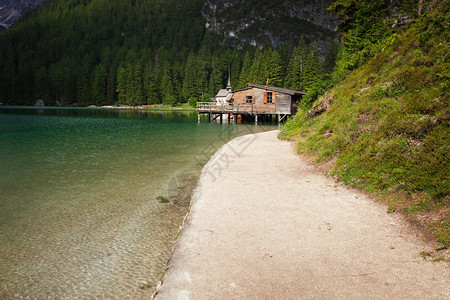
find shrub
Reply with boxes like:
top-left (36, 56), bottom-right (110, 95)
top-left (188, 96), bottom-right (198, 107)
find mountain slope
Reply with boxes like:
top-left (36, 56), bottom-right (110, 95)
top-left (0, 0), bottom-right (44, 29)
top-left (202, 0), bottom-right (337, 50)
top-left (281, 1), bottom-right (449, 250)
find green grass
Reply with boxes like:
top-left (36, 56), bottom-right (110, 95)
top-left (431, 256), bottom-right (449, 262)
top-left (280, 3), bottom-right (449, 250)
top-left (429, 221), bottom-right (450, 250)
top-left (156, 196), bottom-right (170, 203)
top-left (138, 282), bottom-right (152, 289)
top-left (420, 251), bottom-right (450, 262)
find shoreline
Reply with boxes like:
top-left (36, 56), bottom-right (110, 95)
top-left (153, 130), bottom-right (449, 299)
top-left (152, 130), bottom-right (273, 297)
top-left (152, 130), bottom-right (268, 297)
top-left (0, 104), bottom-right (197, 111)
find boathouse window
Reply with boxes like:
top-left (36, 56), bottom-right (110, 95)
top-left (246, 96), bottom-right (253, 103)
top-left (266, 92), bottom-right (273, 103)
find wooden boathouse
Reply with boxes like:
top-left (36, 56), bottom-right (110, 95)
top-left (197, 83), bottom-right (305, 123)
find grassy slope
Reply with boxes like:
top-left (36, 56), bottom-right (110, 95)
top-left (280, 3), bottom-right (449, 250)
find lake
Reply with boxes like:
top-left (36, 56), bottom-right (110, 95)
top-left (0, 107), bottom-right (277, 299)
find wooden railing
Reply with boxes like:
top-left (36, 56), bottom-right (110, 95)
top-left (196, 102), bottom-right (234, 112)
top-left (197, 102), bottom-right (283, 115)
top-left (197, 102), bottom-right (263, 113)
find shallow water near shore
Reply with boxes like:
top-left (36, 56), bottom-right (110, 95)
top-left (0, 107), bottom-right (276, 299)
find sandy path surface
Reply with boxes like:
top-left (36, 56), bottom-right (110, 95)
top-left (155, 130), bottom-right (449, 299)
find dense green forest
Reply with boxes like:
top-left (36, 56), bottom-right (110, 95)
top-left (0, 0), bottom-right (337, 107)
top-left (282, 0), bottom-right (449, 249)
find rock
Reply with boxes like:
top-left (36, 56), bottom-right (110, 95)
top-left (306, 92), bottom-right (333, 118)
top-left (34, 99), bottom-right (45, 106)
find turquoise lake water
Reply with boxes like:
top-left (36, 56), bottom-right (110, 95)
top-left (0, 107), bottom-right (277, 299)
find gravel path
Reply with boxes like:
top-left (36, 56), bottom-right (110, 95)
top-left (155, 130), bottom-right (449, 299)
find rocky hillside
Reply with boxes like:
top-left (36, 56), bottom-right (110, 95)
top-left (2, 0), bottom-right (338, 48)
top-left (202, 0), bottom-right (337, 50)
top-left (0, 0), bottom-right (44, 29)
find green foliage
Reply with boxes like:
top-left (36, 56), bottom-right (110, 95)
top-left (237, 51), bottom-right (253, 89)
top-left (282, 0), bottom-right (449, 244)
top-left (92, 63), bottom-right (107, 106)
top-left (429, 221), bottom-right (450, 250)
top-left (0, 0), bottom-right (207, 105)
top-left (156, 196), bottom-right (170, 204)
top-left (188, 96), bottom-right (198, 107)
top-left (328, 0), bottom-right (423, 76)
top-left (201, 93), bottom-right (212, 103)
top-left (285, 38), bottom-right (307, 91)
top-left (301, 74), bottom-right (335, 108)
top-left (165, 94), bottom-right (179, 107)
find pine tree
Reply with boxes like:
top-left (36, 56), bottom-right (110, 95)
top-left (126, 64), bottom-right (144, 106)
top-left (208, 54), bottom-right (223, 96)
top-left (171, 63), bottom-right (182, 103)
top-left (230, 51), bottom-right (242, 89)
top-left (160, 63), bottom-right (173, 105)
top-left (247, 48), bottom-right (263, 85)
top-left (181, 52), bottom-right (197, 100)
top-left (142, 60), bottom-right (153, 104)
top-left (285, 37), bottom-right (307, 91)
top-left (323, 43), bottom-right (339, 74)
top-left (34, 67), bottom-right (51, 103)
top-left (195, 46), bottom-right (210, 97)
top-left (264, 49), bottom-right (283, 86)
top-left (237, 51), bottom-right (253, 89)
top-left (61, 67), bottom-right (76, 105)
top-left (116, 66), bottom-right (127, 104)
top-left (92, 63), bottom-right (107, 106)
top-left (147, 73), bottom-right (161, 104)
top-left (77, 66), bottom-right (91, 106)
top-left (106, 67), bottom-right (116, 105)
top-left (302, 42), bottom-right (321, 91)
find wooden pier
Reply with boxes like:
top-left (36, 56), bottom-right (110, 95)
top-left (196, 102), bottom-right (288, 124)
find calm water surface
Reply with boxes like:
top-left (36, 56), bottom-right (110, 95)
top-left (0, 107), bottom-right (277, 299)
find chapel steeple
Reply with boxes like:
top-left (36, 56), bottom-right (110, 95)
top-left (226, 65), bottom-right (232, 92)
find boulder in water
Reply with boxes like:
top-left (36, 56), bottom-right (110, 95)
top-left (34, 99), bottom-right (45, 106)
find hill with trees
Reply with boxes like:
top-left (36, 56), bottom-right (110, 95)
top-left (0, 0), bottom-right (337, 107)
top-left (281, 0), bottom-right (449, 252)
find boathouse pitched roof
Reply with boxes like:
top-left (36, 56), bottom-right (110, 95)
top-left (247, 84), bottom-right (306, 96)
